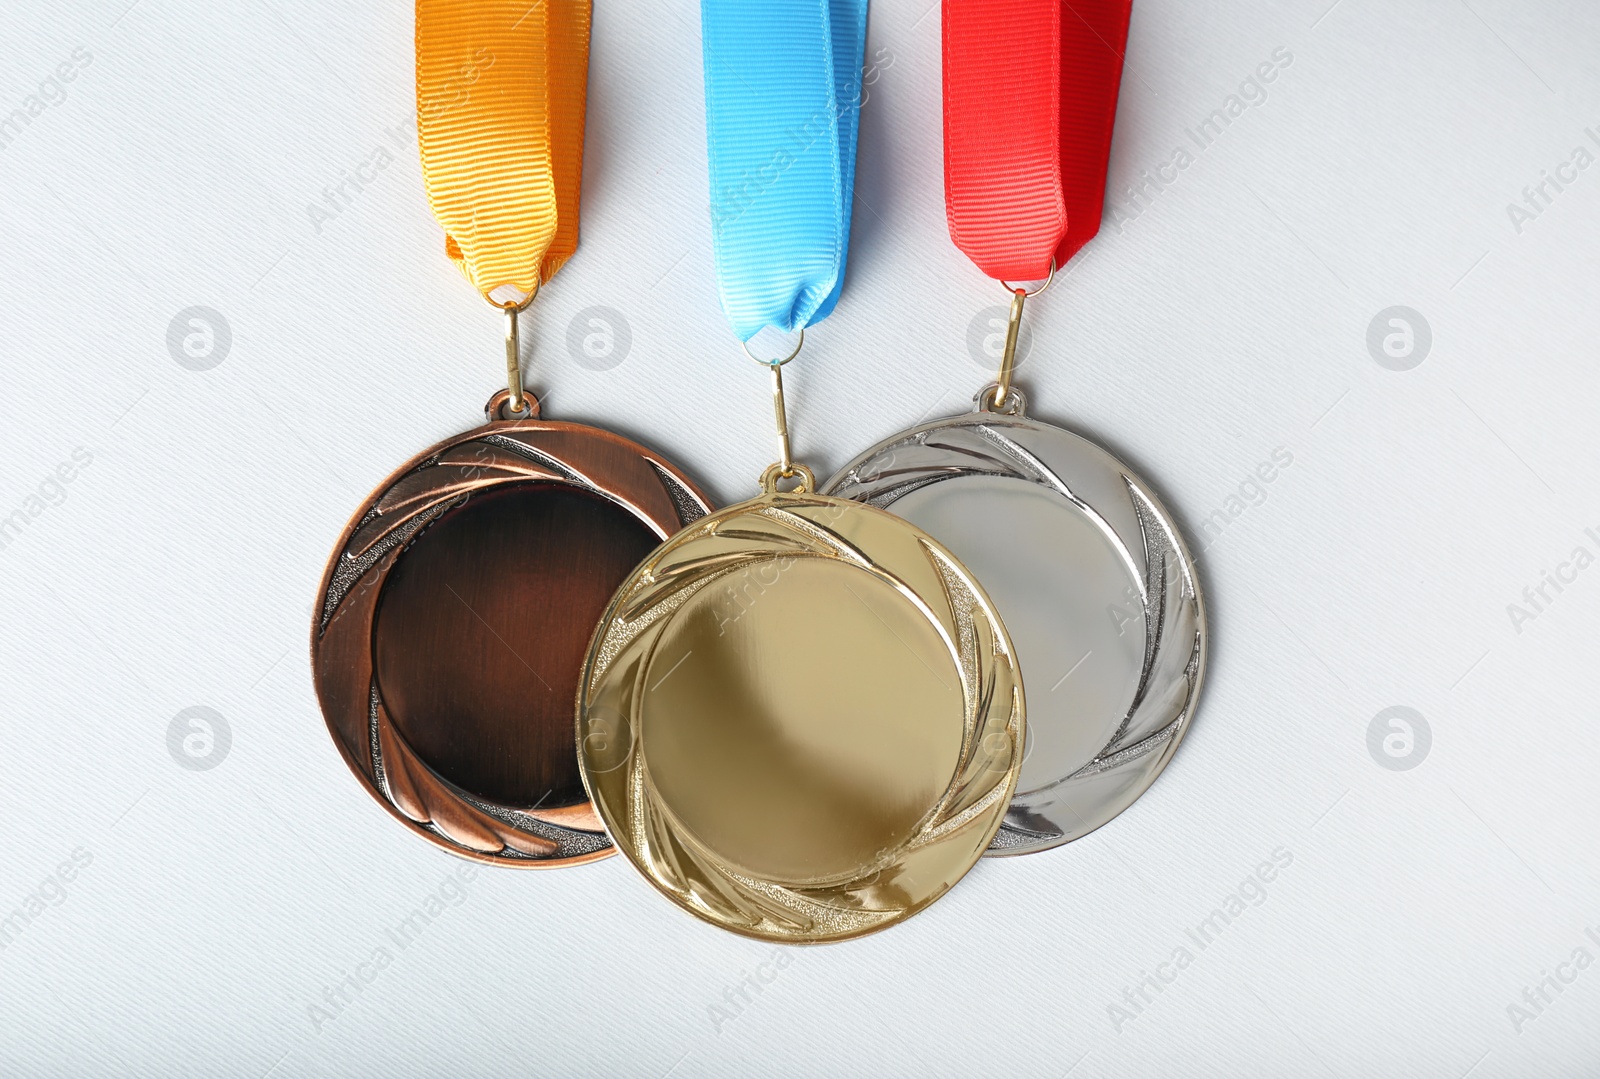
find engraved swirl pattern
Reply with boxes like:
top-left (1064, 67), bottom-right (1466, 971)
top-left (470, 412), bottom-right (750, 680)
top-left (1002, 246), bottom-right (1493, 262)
top-left (823, 410), bottom-right (1206, 853)
top-left (577, 492), bottom-right (1024, 942)
top-left (311, 421), bottom-right (711, 867)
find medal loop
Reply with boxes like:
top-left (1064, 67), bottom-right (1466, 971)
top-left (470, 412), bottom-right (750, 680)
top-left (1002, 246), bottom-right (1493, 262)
top-left (989, 261), bottom-right (1054, 408)
top-left (741, 330), bottom-right (804, 481)
top-left (485, 282), bottom-right (540, 414)
top-left (739, 328), bottom-right (804, 369)
top-left (759, 461), bottom-right (816, 495)
top-left (992, 287), bottom-right (1027, 410)
top-left (769, 361), bottom-right (796, 479)
top-left (483, 387), bottom-right (541, 423)
top-left (998, 260), bottom-right (1057, 300)
top-left (973, 382), bottom-right (1027, 417)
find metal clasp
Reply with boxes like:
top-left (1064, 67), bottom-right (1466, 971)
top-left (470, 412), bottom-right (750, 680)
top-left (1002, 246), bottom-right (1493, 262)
top-left (485, 282), bottom-right (539, 414)
top-left (742, 329), bottom-right (808, 490)
top-left (989, 262), bottom-right (1056, 411)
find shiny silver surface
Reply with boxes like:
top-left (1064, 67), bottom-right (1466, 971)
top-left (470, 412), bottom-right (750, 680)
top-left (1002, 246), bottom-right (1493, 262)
top-left (822, 389), bottom-right (1205, 855)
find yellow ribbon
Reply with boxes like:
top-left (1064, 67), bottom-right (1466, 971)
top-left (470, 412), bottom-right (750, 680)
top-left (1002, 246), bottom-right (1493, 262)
top-left (416, 0), bottom-right (590, 299)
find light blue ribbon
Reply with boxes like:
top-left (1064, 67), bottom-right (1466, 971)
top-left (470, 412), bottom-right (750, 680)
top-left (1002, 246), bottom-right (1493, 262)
top-left (701, 0), bottom-right (868, 342)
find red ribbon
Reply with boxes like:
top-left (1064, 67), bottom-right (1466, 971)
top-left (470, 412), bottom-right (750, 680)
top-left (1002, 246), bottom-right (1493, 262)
top-left (943, 0), bottom-right (1132, 281)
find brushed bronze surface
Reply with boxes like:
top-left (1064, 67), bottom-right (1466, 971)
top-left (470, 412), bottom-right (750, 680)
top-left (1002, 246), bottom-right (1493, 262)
top-left (374, 483), bottom-right (658, 810)
top-left (578, 490), bottom-right (1024, 941)
top-left (312, 402), bottom-right (710, 867)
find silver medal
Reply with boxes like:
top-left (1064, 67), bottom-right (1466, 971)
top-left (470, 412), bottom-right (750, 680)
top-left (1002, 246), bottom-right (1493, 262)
top-left (822, 386), bottom-right (1205, 855)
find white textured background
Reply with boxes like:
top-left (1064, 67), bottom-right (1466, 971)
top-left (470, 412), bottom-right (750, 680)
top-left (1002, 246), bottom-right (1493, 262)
top-left (3, 0), bottom-right (1599, 1076)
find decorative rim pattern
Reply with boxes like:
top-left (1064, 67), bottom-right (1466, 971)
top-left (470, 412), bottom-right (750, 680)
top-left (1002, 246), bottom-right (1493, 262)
top-left (822, 396), bottom-right (1205, 855)
top-left (577, 491), bottom-right (1024, 941)
top-left (312, 412), bottom-right (710, 867)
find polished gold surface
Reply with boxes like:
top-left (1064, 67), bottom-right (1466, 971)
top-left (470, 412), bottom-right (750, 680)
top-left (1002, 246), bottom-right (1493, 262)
top-left (578, 490), bottom-right (1024, 942)
top-left (641, 558), bottom-right (962, 884)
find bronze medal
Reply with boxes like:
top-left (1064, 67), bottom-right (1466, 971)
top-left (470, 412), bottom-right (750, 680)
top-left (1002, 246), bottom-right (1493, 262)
top-left (314, 392), bottom-right (707, 866)
top-left (311, 0), bottom-right (710, 866)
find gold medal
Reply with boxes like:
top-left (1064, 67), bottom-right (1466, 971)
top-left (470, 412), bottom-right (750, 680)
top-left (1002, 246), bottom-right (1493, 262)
top-left (575, 1), bottom-right (1022, 938)
top-left (578, 358), bottom-right (1023, 942)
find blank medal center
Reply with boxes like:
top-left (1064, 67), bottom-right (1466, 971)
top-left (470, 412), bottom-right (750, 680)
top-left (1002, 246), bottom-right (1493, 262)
top-left (640, 558), bottom-right (964, 886)
top-left (894, 476), bottom-right (1145, 791)
top-left (374, 483), bottom-right (658, 809)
